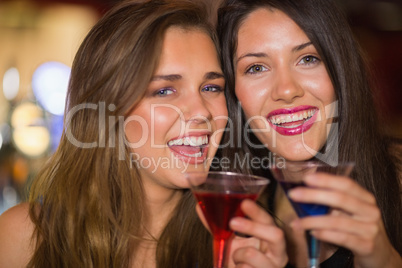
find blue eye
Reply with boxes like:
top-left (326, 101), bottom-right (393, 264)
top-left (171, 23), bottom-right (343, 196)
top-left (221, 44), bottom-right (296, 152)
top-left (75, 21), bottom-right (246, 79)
top-left (246, 64), bottom-right (268, 74)
top-left (298, 55), bottom-right (319, 65)
top-left (202, 85), bottom-right (223, 92)
top-left (154, 88), bottom-right (175, 96)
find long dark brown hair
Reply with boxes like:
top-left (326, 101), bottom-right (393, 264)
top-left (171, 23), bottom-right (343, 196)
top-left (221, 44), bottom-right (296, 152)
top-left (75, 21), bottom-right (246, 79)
top-left (27, 1), bottom-right (216, 267)
top-left (217, 0), bottom-right (402, 262)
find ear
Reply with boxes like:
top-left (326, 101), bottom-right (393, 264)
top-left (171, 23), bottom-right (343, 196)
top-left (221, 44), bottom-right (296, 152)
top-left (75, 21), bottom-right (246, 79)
top-left (196, 204), bottom-right (211, 233)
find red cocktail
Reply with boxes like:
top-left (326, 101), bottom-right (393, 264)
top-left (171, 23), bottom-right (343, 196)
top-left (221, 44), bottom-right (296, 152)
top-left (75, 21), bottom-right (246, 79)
top-left (187, 171), bottom-right (269, 268)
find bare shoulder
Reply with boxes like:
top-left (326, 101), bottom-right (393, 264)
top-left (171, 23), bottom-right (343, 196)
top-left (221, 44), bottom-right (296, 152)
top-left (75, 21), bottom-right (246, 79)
top-left (0, 202), bottom-right (35, 267)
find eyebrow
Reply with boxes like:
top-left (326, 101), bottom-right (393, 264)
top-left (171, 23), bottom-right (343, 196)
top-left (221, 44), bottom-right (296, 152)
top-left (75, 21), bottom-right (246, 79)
top-left (236, 52), bottom-right (267, 64)
top-left (151, 72), bottom-right (224, 82)
top-left (151, 74), bottom-right (182, 81)
top-left (292, 41), bottom-right (313, 52)
top-left (236, 42), bottom-right (314, 64)
top-left (204, 71), bottom-right (224, 80)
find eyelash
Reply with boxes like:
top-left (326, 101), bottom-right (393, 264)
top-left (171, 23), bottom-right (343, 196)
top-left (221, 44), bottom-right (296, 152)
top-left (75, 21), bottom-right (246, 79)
top-left (153, 88), bottom-right (175, 97)
top-left (244, 54), bottom-right (320, 74)
top-left (245, 64), bottom-right (268, 74)
top-left (152, 85), bottom-right (223, 97)
top-left (298, 55), bottom-right (320, 65)
top-left (202, 85), bottom-right (223, 93)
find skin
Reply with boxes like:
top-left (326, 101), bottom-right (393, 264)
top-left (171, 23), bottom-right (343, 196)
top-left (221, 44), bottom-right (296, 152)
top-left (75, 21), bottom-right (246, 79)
top-left (235, 8), bottom-right (336, 162)
top-left (0, 26), bottom-right (287, 268)
top-left (125, 27), bottom-right (228, 217)
top-left (127, 27), bottom-right (228, 267)
top-left (232, 7), bottom-right (401, 268)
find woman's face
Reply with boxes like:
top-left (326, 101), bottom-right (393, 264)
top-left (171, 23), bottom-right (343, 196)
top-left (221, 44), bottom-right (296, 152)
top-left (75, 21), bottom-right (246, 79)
top-left (125, 27), bottom-right (227, 191)
top-left (235, 8), bottom-right (336, 161)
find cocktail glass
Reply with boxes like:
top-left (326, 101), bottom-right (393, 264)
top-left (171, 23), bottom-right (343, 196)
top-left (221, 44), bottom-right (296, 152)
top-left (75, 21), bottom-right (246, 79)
top-left (186, 171), bottom-right (269, 268)
top-left (268, 160), bottom-right (354, 268)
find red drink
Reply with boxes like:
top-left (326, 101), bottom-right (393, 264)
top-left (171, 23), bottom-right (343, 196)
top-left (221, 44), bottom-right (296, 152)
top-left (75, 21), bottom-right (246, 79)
top-left (187, 171), bottom-right (269, 268)
top-left (194, 191), bottom-right (259, 268)
top-left (194, 191), bottom-right (259, 239)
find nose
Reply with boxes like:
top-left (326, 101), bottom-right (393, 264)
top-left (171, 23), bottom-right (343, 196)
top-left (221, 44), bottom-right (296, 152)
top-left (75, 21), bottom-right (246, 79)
top-left (181, 92), bottom-right (212, 125)
top-left (271, 67), bottom-right (304, 103)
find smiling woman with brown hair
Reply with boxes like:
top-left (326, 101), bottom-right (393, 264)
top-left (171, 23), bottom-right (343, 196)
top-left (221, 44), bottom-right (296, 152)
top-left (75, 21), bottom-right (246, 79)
top-left (0, 1), bottom-right (228, 267)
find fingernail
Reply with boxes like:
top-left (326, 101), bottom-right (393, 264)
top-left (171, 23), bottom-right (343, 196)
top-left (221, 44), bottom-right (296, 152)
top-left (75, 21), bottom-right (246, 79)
top-left (290, 219), bottom-right (301, 230)
top-left (230, 218), bottom-right (241, 228)
top-left (310, 230), bottom-right (318, 236)
top-left (288, 189), bottom-right (300, 199)
top-left (305, 174), bottom-right (318, 183)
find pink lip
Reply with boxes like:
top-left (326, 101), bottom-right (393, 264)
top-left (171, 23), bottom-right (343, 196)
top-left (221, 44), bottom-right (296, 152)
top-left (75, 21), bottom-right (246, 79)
top-left (267, 105), bottom-right (318, 136)
top-left (168, 132), bottom-right (211, 165)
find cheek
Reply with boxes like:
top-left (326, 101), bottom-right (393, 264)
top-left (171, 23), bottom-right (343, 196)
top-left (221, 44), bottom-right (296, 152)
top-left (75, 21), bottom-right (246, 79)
top-left (125, 105), bottom-right (178, 145)
top-left (236, 88), bottom-right (257, 120)
top-left (125, 114), bottom-right (150, 145)
top-left (307, 71), bottom-right (336, 105)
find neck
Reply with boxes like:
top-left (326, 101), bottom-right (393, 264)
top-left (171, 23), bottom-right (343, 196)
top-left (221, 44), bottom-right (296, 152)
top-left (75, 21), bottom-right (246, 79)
top-left (142, 184), bottom-right (184, 239)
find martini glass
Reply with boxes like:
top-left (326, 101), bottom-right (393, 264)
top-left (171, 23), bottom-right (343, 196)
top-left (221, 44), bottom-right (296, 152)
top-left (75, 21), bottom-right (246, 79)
top-left (268, 160), bottom-right (354, 268)
top-left (186, 171), bottom-right (269, 268)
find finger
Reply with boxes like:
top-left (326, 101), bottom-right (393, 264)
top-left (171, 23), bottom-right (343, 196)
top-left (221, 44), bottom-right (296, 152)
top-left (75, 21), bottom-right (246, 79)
top-left (310, 229), bottom-right (374, 256)
top-left (303, 173), bottom-right (376, 204)
top-left (234, 264), bottom-right (253, 268)
top-left (240, 199), bottom-right (275, 225)
top-left (294, 215), bottom-right (383, 240)
top-left (233, 247), bottom-right (276, 268)
top-left (195, 204), bottom-right (210, 232)
top-left (288, 187), bottom-right (379, 219)
top-left (230, 216), bottom-right (286, 259)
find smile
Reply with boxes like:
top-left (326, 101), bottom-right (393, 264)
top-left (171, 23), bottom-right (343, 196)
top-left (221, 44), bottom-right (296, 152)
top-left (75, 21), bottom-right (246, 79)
top-left (267, 106), bottom-right (318, 136)
top-left (168, 135), bottom-right (209, 163)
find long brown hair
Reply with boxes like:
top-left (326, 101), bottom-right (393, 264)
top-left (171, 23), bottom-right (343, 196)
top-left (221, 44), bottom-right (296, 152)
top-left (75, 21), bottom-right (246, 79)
top-left (27, 1), bottom-right (217, 267)
top-left (217, 0), bottom-right (402, 260)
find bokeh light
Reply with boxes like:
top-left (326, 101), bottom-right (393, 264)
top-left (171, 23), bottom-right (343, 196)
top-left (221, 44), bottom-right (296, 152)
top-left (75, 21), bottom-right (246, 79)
top-left (32, 61), bottom-right (70, 116)
top-left (10, 102), bottom-right (50, 157)
top-left (2, 67), bottom-right (20, 101)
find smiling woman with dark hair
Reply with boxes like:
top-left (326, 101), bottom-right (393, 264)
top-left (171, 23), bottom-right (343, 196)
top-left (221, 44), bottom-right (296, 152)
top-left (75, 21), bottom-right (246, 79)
top-left (217, 0), bottom-right (402, 267)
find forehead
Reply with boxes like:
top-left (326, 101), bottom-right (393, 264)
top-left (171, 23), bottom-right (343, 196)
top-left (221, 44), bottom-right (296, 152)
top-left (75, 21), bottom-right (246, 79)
top-left (239, 8), bottom-right (306, 38)
top-left (153, 26), bottom-right (221, 76)
top-left (237, 8), bottom-right (310, 52)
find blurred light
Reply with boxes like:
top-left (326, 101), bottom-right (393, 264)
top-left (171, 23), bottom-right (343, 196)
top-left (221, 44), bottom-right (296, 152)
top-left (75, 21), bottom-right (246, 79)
top-left (0, 186), bottom-right (19, 215)
top-left (2, 67), bottom-right (20, 100)
top-left (32, 61), bottom-right (70, 116)
top-left (12, 157), bottom-right (29, 185)
top-left (11, 102), bottom-right (50, 157)
top-left (49, 114), bottom-right (64, 151)
top-left (0, 124), bottom-right (11, 147)
top-left (13, 127), bottom-right (50, 157)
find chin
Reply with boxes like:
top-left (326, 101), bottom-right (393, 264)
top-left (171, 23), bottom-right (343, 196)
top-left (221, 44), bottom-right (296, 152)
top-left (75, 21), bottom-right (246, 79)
top-left (274, 142), bottom-right (324, 162)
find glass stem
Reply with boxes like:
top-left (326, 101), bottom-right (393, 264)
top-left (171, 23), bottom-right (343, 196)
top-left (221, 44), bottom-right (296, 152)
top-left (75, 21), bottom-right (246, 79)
top-left (306, 231), bottom-right (320, 268)
top-left (213, 236), bottom-right (233, 268)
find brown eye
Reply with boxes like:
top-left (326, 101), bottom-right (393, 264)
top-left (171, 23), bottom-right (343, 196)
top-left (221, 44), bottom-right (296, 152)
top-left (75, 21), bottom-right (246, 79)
top-left (299, 55), bottom-right (319, 65)
top-left (246, 64), bottom-right (268, 74)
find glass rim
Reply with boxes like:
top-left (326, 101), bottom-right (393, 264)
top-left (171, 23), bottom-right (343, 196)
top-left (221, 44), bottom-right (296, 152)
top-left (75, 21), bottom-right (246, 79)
top-left (185, 170), bottom-right (270, 185)
top-left (269, 160), bottom-right (355, 168)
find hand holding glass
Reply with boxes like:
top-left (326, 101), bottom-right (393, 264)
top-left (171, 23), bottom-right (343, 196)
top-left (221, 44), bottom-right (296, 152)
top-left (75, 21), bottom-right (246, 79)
top-left (269, 161), bottom-right (354, 268)
top-left (186, 171), bottom-right (269, 268)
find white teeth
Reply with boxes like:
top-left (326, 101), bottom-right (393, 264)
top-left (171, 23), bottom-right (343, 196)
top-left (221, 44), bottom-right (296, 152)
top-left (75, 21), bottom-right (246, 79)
top-left (168, 135), bottom-right (209, 147)
top-left (182, 151), bottom-right (203, 157)
top-left (269, 109), bottom-right (317, 125)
